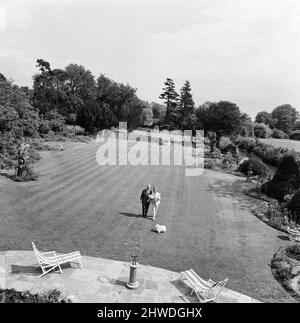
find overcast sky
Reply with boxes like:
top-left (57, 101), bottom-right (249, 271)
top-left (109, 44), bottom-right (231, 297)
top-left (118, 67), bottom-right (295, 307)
top-left (0, 0), bottom-right (300, 118)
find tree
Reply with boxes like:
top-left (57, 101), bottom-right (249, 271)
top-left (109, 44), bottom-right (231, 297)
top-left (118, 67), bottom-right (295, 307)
top-left (159, 78), bottom-right (179, 129)
top-left (196, 101), bottom-right (242, 147)
top-left (271, 104), bottom-right (298, 134)
top-left (151, 102), bottom-right (166, 122)
top-left (255, 111), bottom-right (273, 128)
top-left (253, 123), bottom-right (272, 138)
top-left (266, 155), bottom-right (300, 202)
top-left (179, 80), bottom-right (195, 129)
top-left (240, 113), bottom-right (254, 137)
top-left (141, 104), bottom-right (153, 126)
top-left (65, 63), bottom-right (97, 116)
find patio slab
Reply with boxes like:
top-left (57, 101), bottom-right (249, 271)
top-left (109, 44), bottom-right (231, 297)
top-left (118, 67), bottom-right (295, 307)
top-left (1, 250), bottom-right (260, 303)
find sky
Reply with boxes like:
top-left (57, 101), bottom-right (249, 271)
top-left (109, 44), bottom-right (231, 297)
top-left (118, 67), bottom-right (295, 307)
top-left (0, 0), bottom-right (300, 118)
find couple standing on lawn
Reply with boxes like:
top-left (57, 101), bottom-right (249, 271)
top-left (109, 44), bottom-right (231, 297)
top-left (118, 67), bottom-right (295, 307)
top-left (140, 184), bottom-right (161, 221)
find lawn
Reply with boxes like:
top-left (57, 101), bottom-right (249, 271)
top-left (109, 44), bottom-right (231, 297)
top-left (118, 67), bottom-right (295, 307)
top-left (0, 141), bottom-right (296, 302)
top-left (260, 138), bottom-right (300, 152)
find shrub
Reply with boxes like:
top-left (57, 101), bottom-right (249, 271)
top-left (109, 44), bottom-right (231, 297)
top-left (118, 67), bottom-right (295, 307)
top-left (266, 155), bottom-right (300, 202)
top-left (221, 143), bottom-right (238, 157)
top-left (219, 136), bottom-right (232, 150)
top-left (38, 120), bottom-right (51, 134)
top-left (204, 159), bottom-right (219, 169)
top-left (290, 130), bottom-right (300, 141)
top-left (0, 288), bottom-right (71, 303)
top-left (234, 136), bottom-right (256, 151)
top-left (239, 157), bottom-right (269, 177)
top-left (211, 149), bottom-right (222, 159)
top-left (48, 119), bottom-right (65, 133)
top-left (287, 188), bottom-right (300, 224)
top-left (223, 151), bottom-right (235, 164)
top-left (13, 163), bottom-right (39, 182)
top-left (272, 129), bottom-right (287, 139)
top-left (286, 245), bottom-right (300, 261)
top-left (254, 123), bottom-right (272, 138)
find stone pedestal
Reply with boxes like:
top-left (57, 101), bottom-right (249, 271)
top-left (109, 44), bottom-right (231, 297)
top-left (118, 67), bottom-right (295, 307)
top-left (126, 263), bottom-right (139, 289)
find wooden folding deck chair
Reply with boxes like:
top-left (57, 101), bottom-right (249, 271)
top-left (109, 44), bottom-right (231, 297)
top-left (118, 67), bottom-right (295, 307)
top-left (181, 269), bottom-right (228, 303)
top-left (32, 242), bottom-right (82, 278)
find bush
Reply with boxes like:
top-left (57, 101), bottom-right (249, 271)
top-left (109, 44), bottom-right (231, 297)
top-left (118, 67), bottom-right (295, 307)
top-left (211, 149), bottom-right (222, 159)
top-left (239, 157), bottom-right (269, 177)
top-left (272, 129), bottom-right (287, 139)
top-left (38, 120), bottom-right (51, 134)
top-left (266, 155), bottom-right (300, 202)
top-left (286, 245), bottom-right (300, 261)
top-left (223, 151), bottom-right (235, 164)
top-left (204, 159), bottom-right (219, 169)
top-left (234, 136), bottom-right (256, 151)
top-left (219, 136), bottom-right (232, 150)
top-left (13, 163), bottom-right (39, 182)
top-left (287, 188), bottom-right (300, 224)
top-left (290, 130), bottom-right (300, 141)
top-left (0, 288), bottom-right (71, 303)
top-left (254, 123), bottom-right (272, 138)
top-left (221, 143), bottom-right (238, 157)
top-left (235, 136), bottom-right (290, 167)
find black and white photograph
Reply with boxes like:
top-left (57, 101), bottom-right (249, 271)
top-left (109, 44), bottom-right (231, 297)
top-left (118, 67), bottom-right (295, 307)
top-left (0, 0), bottom-right (300, 312)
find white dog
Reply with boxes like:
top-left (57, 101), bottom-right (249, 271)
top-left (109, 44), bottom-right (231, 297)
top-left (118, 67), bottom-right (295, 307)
top-left (153, 224), bottom-right (167, 233)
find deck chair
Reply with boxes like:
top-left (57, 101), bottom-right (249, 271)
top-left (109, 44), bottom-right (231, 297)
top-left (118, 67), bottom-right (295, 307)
top-left (181, 269), bottom-right (228, 303)
top-left (32, 242), bottom-right (82, 278)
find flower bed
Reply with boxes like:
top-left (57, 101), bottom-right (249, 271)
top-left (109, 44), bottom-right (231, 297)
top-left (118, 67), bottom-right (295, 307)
top-left (0, 288), bottom-right (71, 303)
top-left (271, 246), bottom-right (300, 302)
top-left (253, 198), bottom-right (293, 233)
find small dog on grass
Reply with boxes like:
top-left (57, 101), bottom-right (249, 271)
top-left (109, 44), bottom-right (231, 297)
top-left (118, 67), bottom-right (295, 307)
top-left (152, 224), bottom-right (167, 233)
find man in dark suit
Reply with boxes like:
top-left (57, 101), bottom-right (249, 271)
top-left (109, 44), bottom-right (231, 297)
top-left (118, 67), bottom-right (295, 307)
top-left (140, 184), bottom-right (151, 217)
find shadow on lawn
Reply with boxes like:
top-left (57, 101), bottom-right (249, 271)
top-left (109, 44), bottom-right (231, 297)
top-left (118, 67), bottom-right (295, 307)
top-left (206, 177), bottom-right (258, 212)
top-left (0, 172), bottom-right (14, 180)
top-left (277, 235), bottom-right (290, 241)
top-left (119, 212), bottom-right (141, 218)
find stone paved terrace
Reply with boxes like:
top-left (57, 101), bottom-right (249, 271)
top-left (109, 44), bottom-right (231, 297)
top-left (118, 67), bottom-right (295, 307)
top-left (0, 251), bottom-right (260, 303)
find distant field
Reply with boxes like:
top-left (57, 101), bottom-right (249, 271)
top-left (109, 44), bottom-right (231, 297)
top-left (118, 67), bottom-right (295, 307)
top-left (260, 138), bottom-right (300, 152)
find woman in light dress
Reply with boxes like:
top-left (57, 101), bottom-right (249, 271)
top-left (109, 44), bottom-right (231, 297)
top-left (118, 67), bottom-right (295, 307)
top-left (149, 186), bottom-right (161, 221)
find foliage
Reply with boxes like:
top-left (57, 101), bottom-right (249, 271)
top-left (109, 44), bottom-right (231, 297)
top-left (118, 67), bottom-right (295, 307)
top-left (272, 104), bottom-right (298, 134)
top-left (0, 288), bottom-right (71, 303)
top-left (221, 143), bottom-right (238, 157)
top-left (254, 122), bottom-right (272, 138)
top-left (287, 188), bottom-right (300, 224)
top-left (239, 157), bottom-right (269, 177)
top-left (12, 163), bottom-right (40, 182)
top-left (159, 78), bottom-right (180, 129)
top-left (222, 151), bottom-right (236, 165)
top-left (179, 80), bottom-right (195, 130)
top-left (266, 155), bottom-right (300, 201)
top-left (271, 129), bottom-right (288, 139)
top-left (219, 136), bottom-right (233, 150)
top-left (240, 113), bottom-right (254, 137)
top-left (286, 245), bottom-right (300, 261)
top-left (196, 101), bottom-right (242, 147)
top-left (255, 111), bottom-right (273, 127)
top-left (234, 136), bottom-right (290, 167)
top-left (211, 149), bottom-right (222, 159)
top-left (271, 247), bottom-right (300, 302)
top-left (77, 74), bottom-right (145, 132)
top-left (290, 130), bottom-right (300, 141)
top-left (254, 199), bottom-right (291, 231)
